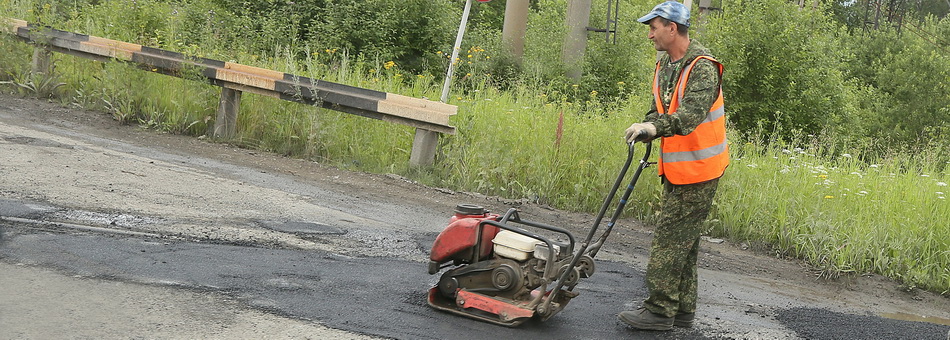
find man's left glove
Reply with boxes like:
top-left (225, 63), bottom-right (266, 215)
top-left (624, 122), bottom-right (657, 143)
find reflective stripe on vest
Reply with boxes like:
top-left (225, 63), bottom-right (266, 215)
top-left (652, 55), bottom-right (729, 185)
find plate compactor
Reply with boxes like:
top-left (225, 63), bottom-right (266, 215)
top-left (426, 142), bottom-right (653, 326)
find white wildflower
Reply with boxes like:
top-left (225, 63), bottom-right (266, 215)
top-left (841, 154), bottom-right (852, 158)
top-left (869, 164), bottom-right (879, 168)
top-left (782, 149), bottom-right (792, 154)
top-left (858, 191), bottom-right (869, 196)
top-left (938, 182), bottom-right (948, 187)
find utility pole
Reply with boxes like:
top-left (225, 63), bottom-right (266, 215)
top-left (562, 0), bottom-right (592, 81)
top-left (502, 0), bottom-right (530, 63)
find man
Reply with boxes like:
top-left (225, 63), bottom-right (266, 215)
top-left (618, 1), bottom-right (728, 331)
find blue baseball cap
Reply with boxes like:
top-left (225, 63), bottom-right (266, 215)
top-left (638, 1), bottom-right (691, 28)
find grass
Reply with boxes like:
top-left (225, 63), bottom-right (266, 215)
top-left (716, 135), bottom-right (948, 293)
top-left (0, 3), bottom-right (947, 295)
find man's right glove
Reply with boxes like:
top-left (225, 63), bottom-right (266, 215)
top-left (624, 122), bottom-right (657, 143)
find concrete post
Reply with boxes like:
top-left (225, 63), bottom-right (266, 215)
top-left (502, 0), bottom-right (530, 62)
top-left (409, 128), bottom-right (439, 167)
top-left (31, 46), bottom-right (52, 75)
top-left (212, 87), bottom-right (242, 139)
top-left (562, 0), bottom-right (592, 81)
top-left (695, 0), bottom-right (712, 35)
top-left (699, 0), bottom-right (712, 13)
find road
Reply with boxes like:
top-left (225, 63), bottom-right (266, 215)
top-left (1, 93), bottom-right (948, 339)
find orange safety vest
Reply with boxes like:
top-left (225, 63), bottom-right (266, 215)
top-left (652, 55), bottom-right (729, 185)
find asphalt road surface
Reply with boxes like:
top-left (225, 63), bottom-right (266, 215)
top-left (1, 94), bottom-right (948, 339)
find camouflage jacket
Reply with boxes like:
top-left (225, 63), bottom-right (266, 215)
top-left (645, 39), bottom-right (722, 138)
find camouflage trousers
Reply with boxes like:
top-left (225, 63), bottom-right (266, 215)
top-left (643, 177), bottom-right (719, 318)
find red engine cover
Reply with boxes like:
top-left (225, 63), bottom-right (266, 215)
top-left (430, 212), bottom-right (501, 264)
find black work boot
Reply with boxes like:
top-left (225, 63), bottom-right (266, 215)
top-left (618, 308), bottom-right (674, 331)
top-left (674, 312), bottom-right (695, 327)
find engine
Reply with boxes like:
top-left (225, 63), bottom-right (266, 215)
top-left (429, 205), bottom-right (591, 303)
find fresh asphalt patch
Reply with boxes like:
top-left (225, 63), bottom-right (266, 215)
top-left (0, 198), bottom-right (945, 339)
top-left (0, 229), bottom-right (713, 340)
top-left (776, 307), bottom-right (948, 339)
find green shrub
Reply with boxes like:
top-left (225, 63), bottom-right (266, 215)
top-left (702, 0), bottom-right (857, 141)
top-left (843, 20), bottom-right (950, 146)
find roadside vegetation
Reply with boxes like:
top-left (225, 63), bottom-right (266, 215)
top-left (0, 0), bottom-right (946, 295)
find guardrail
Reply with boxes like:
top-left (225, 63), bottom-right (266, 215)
top-left (3, 18), bottom-right (456, 166)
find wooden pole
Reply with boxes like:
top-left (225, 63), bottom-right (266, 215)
top-left (31, 46), bottom-right (51, 75)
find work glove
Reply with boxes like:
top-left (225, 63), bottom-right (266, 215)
top-left (624, 122), bottom-right (657, 143)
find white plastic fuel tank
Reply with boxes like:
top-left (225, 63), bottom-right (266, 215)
top-left (492, 230), bottom-right (542, 261)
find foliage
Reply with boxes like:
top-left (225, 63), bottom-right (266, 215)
top-left (842, 20), bottom-right (950, 145)
top-left (702, 0), bottom-right (858, 141)
top-left (0, 69), bottom-right (66, 99)
top-left (0, 34), bottom-right (30, 82)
